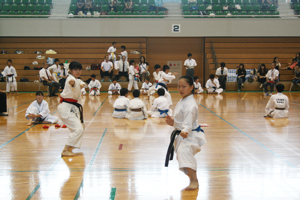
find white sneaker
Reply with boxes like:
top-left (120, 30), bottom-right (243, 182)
top-left (206, 5), bottom-right (212, 10)
top-left (235, 4), bottom-right (241, 10)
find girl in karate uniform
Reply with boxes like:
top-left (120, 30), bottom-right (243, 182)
top-left (3, 59), bottom-right (18, 94)
top-left (58, 61), bottom-right (86, 157)
top-left (166, 76), bottom-right (207, 190)
top-left (25, 91), bottom-right (58, 126)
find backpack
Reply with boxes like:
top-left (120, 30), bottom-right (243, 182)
top-left (33, 67), bottom-right (42, 70)
top-left (91, 64), bottom-right (101, 70)
top-left (20, 78), bottom-right (29, 82)
top-left (24, 66), bottom-right (30, 70)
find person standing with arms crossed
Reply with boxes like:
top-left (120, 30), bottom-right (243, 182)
top-left (184, 53), bottom-right (197, 79)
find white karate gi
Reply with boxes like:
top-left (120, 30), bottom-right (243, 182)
top-left (265, 92), bottom-right (289, 118)
top-left (155, 72), bottom-right (176, 105)
top-left (58, 74), bottom-right (85, 148)
top-left (126, 98), bottom-right (148, 120)
top-left (194, 82), bottom-right (204, 94)
top-left (107, 46), bottom-right (117, 62)
top-left (112, 96), bottom-right (130, 118)
top-left (48, 64), bottom-right (61, 82)
top-left (148, 71), bottom-right (163, 96)
top-left (25, 100), bottom-right (58, 124)
top-left (140, 82), bottom-right (152, 94)
top-left (108, 83), bottom-right (121, 95)
top-left (118, 50), bottom-right (128, 61)
top-left (88, 79), bottom-right (101, 96)
top-left (205, 78), bottom-right (223, 94)
top-left (128, 65), bottom-right (139, 91)
top-left (173, 94), bottom-right (207, 173)
top-left (3, 66), bottom-right (17, 92)
top-left (148, 96), bottom-right (172, 118)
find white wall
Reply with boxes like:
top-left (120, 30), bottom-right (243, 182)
top-left (1, 18), bottom-right (300, 37)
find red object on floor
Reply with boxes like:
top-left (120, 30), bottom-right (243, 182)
top-left (43, 125), bottom-right (49, 129)
top-left (62, 124), bottom-right (67, 128)
top-left (118, 144), bottom-right (123, 150)
top-left (55, 124), bottom-right (61, 128)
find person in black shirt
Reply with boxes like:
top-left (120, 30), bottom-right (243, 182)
top-left (257, 64), bottom-right (267, 88)
top-left (236, 63), bottom-right (246, 92)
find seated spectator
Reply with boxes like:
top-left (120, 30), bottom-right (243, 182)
top-left (215, 62), bottom-right (228, 91)
top-left (108, 78), bottom-right (121, 95)
top-left (236, 63), bottom-right (246, 92)
top-left (273, 57), bottom-right (281, 70)
top-left (139, 56), bottom-right (149, 82)
top-left (76, 0), bottom-right (85, 14)
top-left (194, 76), bottom-right (204, 94)
top-left (295, 52), bottom-right (300, 65)
top-left (39, 62), bottom-right (61, 97)
top-left (109, 0), bottom-right (117, 12)
top-left (257, 64), bottom-right (267, 88)
top-left (155, 0), bottom-right (168, 15)
top-left (263, 62), bottom-right (279, 96)
top-left (100, 55), bottom-right (114, 82)
top-left (88, 74), bottom-right (101, 96)
top-left (140, 77), bottom-right (152, 95)
top-left (125, 0), bottom-right (133, 11)
top-left (0, 90), bottom-right (8, 116)
top-left (264, 84), bottom-right (289, 118)
top-left (206, 74), bottom-right (223, 94)
top-left (286, 58), bottom-right (298, 70)
top-left (289, 64), bottom-right (300, 91)
top-left (115, 56), bottom-right (129, 81)
top-left (85, 0), bottom-right (93, 13)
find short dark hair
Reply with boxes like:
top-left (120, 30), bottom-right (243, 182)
top-left (112, 42), bottom-right (116, 45)
top-left (59, 63), bottom-right (64, 66)
top-left (194, 76), bottom-right (199, 81)
top-left (157, 88), bottom-right (165, 96)
top-left (209, 74), bottom-right (215, 79)
top-left (271, 62), bottom-right (276, 65)
top-left (163, 65), bottom-right (170, 72)
top-left (36, 90), bottom-right (44, 96)
top-left (69, 61), bottom-right (82, 70)
top-left (276, 83), bottom-right (284, 92)
top-left (145, 77), bottom-right (150, 82)
top-left (112, 78), bottom-right (118, 82)
top-left (187, 53), bottom-right (192, 57)
top-left (121, 45), bottom-right (126, 50)
top-left (7, 59), bottom-right (12, 63)
top-left (130, 60), bottom-right (135, 65)
top-left (154, 64), bottom-right (161, 70)
top-left (120, 88), bottom-right (128, 96)
top-left (179, 76), bottom-right (194, 94)
top-left (91, 74), bottom-right (96, 78)
top-left (54, 58), bottom-right (59, 63)
top-left (221, 62), bottom-right (225, 67)
top-left (132, 89), bottom-right (140, 98)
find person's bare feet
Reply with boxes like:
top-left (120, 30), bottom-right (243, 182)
top-left (185, 180), bottom-right (199, 190)
top-left (27, 119), bottom-right (33, 126)
top-left (61, 150), bottom-right (76, 157)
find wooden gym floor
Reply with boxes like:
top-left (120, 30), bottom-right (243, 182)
top-left (0, 91), bottom-right (300, 200)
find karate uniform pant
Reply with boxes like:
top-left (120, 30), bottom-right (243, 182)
top-left (81, 88), bottom-right (86, 95)
top-left (6, 81), bottom-right (17, 92)
top-left (147, 85), bottom-right (156, 96)
top-left (0, 92), bottom-right (7, 113)
top-left (266, 109), bottom-right (288, 118)
top-left (195, 88), bottom-right (204, 94)
top-left (175, 130), bottom-right (207, 172)
top-left (26, 107), bottom-right (58, 124)
top-left (207, 88), bottom-right (223, 94)
top-left (147, 109), bottom-right (172, 118)
top-left (89, 90), bottom-right (100, 96)
top-left (128, 78), bottom-right (138, 91)
top-left (140, 89), bottom-right (148, 95)
top-left (58, 104), bottom-right (84, 148)
top-left (108, 90), bottom-right (120, 95)
top-left (126, 111), bottom-right (146, 120)
top-left (112, 110), bottom-right (127, 118)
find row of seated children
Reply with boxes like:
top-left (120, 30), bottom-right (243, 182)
top-left (112, 88), bottom-right (172, 120)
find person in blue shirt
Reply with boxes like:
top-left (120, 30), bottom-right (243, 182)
top-left (155, 0), bottom-right (168, 14)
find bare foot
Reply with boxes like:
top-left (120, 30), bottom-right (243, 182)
top-left (185, 180), bottom-right (199, 190)
top-left (26, 122), bottom-right (33, 126)
top-left (61, 150), bottom-right (76, 157)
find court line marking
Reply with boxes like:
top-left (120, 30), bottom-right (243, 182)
top-left (109, 188), bottom-right (117, 200)
top-left (8, 100), bottom-right (33, 111)
top-left (290, 102), bottom-right (300, 106)
top-left (93, 96), bottom-right (108, 116)
top-left (0, 111), bottom-right (57, 150)
top-left (74, 128), bottom-right (108, 200)
top-left (241, 92), bottom-right (248, 101)
top-left (26, 157), bottom-right (61, 200)
top-left (200, 104), bottom-right (296, 168)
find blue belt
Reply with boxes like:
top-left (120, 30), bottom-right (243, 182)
top-left (156, 82), bottom-right (166, 89)
top-left (158, 109), bottom-right (169, 115)
top-left (114, 108), bottom-right (127, 112)
top-left (192, 125), bottom-right (204, 132)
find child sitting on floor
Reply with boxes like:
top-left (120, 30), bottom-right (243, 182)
top-left (88, 74), bottom-right (101, 96)
top-left (126, 89), bottom-right (148, 120)
top-left (112, 88), bottom-right (130, 118)
top-left (148, 88), bottom-right (172, 118)
top-left (140, 77), bottom-right (152, 95)
top-left (108, 78), bottom-right (122, 95)
top-left (194, 76), bottom-right (204, 94)
top-left (25, 90), bottom-right (58, 126)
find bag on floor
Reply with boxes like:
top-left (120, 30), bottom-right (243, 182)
top-left (91, 64), bottom-right (101, 70)
top-left (24, 66), bottom-right (30, 70)
top-left (20, 78), bottom-right (29, 82)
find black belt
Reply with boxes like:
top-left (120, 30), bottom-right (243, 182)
top-left (165, 130), bottom-right (181, 167)
top-left (6, 74), bottom-right (14, 82)
top-left (62, 100), bottom-right (84, 123)
top-left (275, 107), bottom-right (285, 110)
